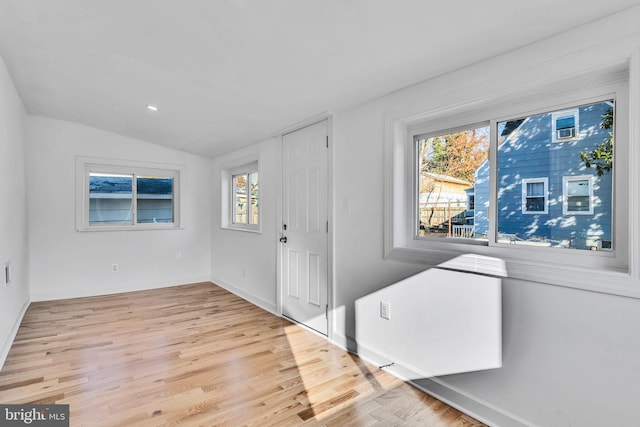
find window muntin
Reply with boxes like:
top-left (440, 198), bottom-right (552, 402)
top-left (496, 99), bottom-right (613, 250)
top-left (415, 125), bottom-right (489, 241)
top-left (522, 178), bottom-right (548, 214)
top-left (232, 171), bottom-right (259, 227)
top-left (564, 176), bottom-right (594, 215)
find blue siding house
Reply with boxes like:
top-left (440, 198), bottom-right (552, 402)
top-left (473, 100), bottom-right (613, 250)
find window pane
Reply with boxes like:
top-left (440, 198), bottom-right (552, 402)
top-left (495, 100), bottom-right (613, 250)
top-left (233, 174), bottom-right (248, 224)
top-left (249, 172), bottom-right (259, 225)
top-left (136, 176), bottom-right (174, 223)
top-left (89, 173), bottom-right (133, 225)
top-left (526, 197), bottom-right (545, 212)
top-left (526, 182), bottom-right (544, 197)
top-left (567, 180), bottom-right (589, 196)
top-left (416, 125), bottom-right (489, 240)
top-left (556, 116), bottom-right (575, 129)
top-left (567, 196), bottom-right (590, 212)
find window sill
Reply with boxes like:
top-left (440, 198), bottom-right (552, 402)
top-left (77, 224), bottom-right (183, 232)
top-left (385, 244), bottom-right (639, 299)
top-left (220, 225), bottom-right (261, 234)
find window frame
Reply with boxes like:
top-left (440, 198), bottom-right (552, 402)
top-left (552, 108), bottom-right (579, 143)
top-left (231, 169), bottom-right (259, 229)
top-left (521, 178), bottom-right (549, 215)
top-left (76, 157), bottom-right (183, 232)
top-left (384, 65), bottom-right (634, 296)
top-left (221, 157), bottom-right (261, 233)
top-left (413, 123), bottom-right (489, 241)
top-left (563, 175), bottom-right (594, 215)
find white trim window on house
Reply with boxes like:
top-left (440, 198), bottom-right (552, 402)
top-left (76, 157), bottom-right (183, 231)
top-left (552, 108), bottom-right (579, 143)
top-left (521, 178), bottom-right (548, 214)
top-left (563, 175), bottom-right (594, 215)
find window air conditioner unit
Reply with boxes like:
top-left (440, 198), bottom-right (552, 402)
top-left (556, 127), bottom-right (575, 140)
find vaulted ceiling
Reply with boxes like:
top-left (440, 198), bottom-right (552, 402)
top-left (1, 0), bottom-right (638, 158)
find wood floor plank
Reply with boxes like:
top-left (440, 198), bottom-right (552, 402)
top-left (0, 282), bottom-right (486, 426)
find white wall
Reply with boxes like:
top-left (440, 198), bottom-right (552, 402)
top-left (26, 116), bottom-right (211, 300)
top-left (210, 138), bottom-right (280, 314)
top-left (0, 54), bottom-right (30, 366)
top-left (330, 8), bottom-right (640, 427)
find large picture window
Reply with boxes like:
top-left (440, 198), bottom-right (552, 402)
top-left (385, 54), bottom-right (634, 295)
top-left (411, 99), bottom-right (615, 252)
top-left (76, 158), bottom-right (182, 231)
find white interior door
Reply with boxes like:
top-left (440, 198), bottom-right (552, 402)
top-left (281, 120), bottom-right (328, 335)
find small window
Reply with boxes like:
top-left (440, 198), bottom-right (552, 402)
top-left (77, 158), bottom-right (181, 231)
top-left (232, 171), bottom-right (259, 226)
top-left (221, 158), bottom-right (260, 232)
top-left (563, 176), bottom-right (593, 215)
top-left (467, 193), bottom-right (475, 211)
top-left (552, 109), bottom-right (579, 142)
top-left (521, 178), bottom-right (548, 214)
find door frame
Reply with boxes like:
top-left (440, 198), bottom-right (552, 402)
top-left (276, 114), bottom-right (334, 339)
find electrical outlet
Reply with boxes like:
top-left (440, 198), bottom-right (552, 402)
top-left (111, 264), bottom-right (119, 273)
top-left (176, 251), bottom-right (183, 260)
top-left (380, 301), bottom-right (390, 320)
top-left (242, 266), bottom-right (248, 277)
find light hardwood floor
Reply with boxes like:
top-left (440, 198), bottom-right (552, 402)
top-left (0, 282), bottom-right (486, 426)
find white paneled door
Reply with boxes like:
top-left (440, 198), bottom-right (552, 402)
top-left (281, 120), bottom-right (328, 335)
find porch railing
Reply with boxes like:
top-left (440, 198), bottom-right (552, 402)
top-left (451, 224), bottom-right (475, 238)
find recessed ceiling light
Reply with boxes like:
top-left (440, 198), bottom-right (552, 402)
top-left (146, 105), bottom-right (159, 112)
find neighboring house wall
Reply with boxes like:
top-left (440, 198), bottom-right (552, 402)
top-left (474, 102), bottom-right (613, 248)
top-left (419, 174), bottom-right (472, 229)
top-left (0, 52), bottom-right (30, 368)
top-left (473, 160), bottom-right (490, 238)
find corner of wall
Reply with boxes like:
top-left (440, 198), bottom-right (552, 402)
top-left (0, 298), bottom-right (30, 371)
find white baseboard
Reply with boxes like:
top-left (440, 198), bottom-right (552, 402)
top-left (328, 331), bottom-right (357, 353)
top-left (29, 276), bottom-right (211, 302)
top-left (347, 337), bottom-right (534, 427)
top-left (210, 276), bottom-right (277, 315)
top-left (0, 298), bottom-right (30, 371)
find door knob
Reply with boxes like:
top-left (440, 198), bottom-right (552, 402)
top-left (279, 236), bottom-right (288, 243)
